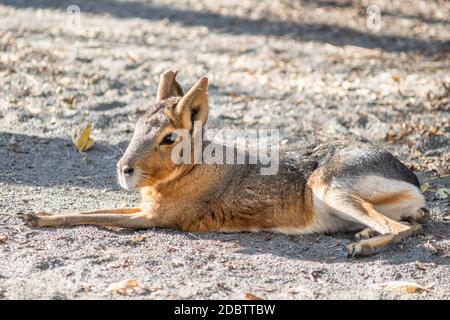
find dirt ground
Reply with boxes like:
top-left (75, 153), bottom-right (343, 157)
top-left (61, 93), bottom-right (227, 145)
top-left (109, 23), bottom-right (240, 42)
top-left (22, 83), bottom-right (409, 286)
top-left (0, 0), bottom-right (449, 300)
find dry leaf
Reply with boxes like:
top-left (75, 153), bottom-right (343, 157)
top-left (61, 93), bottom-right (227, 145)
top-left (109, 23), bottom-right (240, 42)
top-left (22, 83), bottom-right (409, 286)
top-left (420, 182), bottom-right (430, 193)
top-left (127, 51), bottom-right (139, 63)
top-left (286, 286), bottom-right (315, 299)
top-left (107, 279), bottom-right (145, 295)
top-left (444, 216), bottom-right (450, 222)
top-left (132, 235), bottom-right (145, 244)
top-left (0, 235), bottom-right (8, 244)
top-left (392, 75), bottom-right (401, 83)
top-left (380, 281), bottom-right (432, 293)
top-left (245, 293), bottom-right (263, 300)
top-left (73, 123), bottom-right (94, 152)
top-left (435, 188), bottom-right (449, 199)
top-left (63, 96), bottom-right (77, 106)
top-left (415, 261), bottom-right (431, 271)
top-left (76, 176), bottom-right (93, 180)
top-left (422, 240), bottom-right (441, 255)
top-left (122, 258), bottom-right (130, 268)
top-left (442, 250), bottom-right (450, 258)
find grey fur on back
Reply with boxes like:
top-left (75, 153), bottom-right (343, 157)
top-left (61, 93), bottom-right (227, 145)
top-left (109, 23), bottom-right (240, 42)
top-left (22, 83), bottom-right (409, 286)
top-left (284, 140), bottom-right (420, 187)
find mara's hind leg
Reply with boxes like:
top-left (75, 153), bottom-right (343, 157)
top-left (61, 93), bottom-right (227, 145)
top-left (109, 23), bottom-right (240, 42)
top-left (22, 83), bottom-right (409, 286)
top-left (352, 175), bottom-right (427, 224)
top-left (324, 189), bottom-right (423, 257)
top-left (353, 207), bottom-right (429, 240)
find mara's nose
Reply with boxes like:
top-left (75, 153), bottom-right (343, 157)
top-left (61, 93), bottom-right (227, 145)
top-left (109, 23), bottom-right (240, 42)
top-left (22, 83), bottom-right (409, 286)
top-left (122, 166), bottom-right (134, 176)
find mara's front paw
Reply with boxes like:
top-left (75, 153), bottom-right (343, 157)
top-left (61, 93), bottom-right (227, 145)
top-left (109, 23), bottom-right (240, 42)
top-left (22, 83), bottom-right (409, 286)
top-left (23, 212), bottom-right (50, 228)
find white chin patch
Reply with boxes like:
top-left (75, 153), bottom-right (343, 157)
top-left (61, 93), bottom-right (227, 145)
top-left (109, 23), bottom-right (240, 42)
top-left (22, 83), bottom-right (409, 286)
top-left (118, 168), bottom-right (140, 191)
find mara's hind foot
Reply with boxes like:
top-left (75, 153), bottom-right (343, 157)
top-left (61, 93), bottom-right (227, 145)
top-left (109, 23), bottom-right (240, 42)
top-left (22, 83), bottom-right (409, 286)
top-left (402, 207), bottom-right (430, 224)
top-left (347, 223), bottom-right (422, 257)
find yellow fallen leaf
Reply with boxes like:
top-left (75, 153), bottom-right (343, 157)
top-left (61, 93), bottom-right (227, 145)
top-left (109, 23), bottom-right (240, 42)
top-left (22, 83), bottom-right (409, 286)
top-left (107, 279), bottom-right (145, 295)
top-left (244, 293), bottom-right (264, 300)
top-left (380, 281), bottom-right (431, 293)
top-left (444, 216), bottom-right (450, 221)
top-left (420, 182), bottom-right (430, 193)
top-left (392, 75), bottom-right (401, 83)
top-left (73, 123), bottom-right (94, 152)
top-left (132, 235), bottom-right (146, 244)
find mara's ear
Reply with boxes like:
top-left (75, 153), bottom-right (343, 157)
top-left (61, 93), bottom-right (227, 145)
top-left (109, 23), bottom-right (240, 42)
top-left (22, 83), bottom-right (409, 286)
top-left (175, 77), bottom-right (208, 130)
top-left (156, 70), bottom-right (184, 102)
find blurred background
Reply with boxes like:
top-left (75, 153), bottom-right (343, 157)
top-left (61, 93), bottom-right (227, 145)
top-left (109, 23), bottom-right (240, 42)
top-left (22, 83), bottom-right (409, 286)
top-left (0, 1), bottom-right (448, 175)
top-left (0, 0), bottom-right (449, 300)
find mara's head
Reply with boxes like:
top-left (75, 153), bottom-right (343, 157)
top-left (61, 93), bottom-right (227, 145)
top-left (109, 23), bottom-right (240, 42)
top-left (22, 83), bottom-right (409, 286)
top-left (117, 70), bottom-right (209, 190)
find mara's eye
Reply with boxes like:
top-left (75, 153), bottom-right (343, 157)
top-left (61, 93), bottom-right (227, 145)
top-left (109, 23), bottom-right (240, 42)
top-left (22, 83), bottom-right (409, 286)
top-left (160, 133), bottom-right (176, 145)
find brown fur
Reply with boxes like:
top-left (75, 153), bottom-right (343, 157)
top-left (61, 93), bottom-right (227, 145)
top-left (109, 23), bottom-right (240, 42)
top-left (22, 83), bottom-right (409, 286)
top-left (25, 71), bottom-right (429, 257)
top-left (366, 191), bottom-right (413, 206)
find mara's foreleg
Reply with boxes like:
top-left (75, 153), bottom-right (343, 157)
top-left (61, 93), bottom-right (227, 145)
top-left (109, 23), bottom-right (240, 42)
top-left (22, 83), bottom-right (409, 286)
top-left (324, 189), bottom-right (423, 257)
top-left (24, 210), bottom-right (161, 230)
top-left (76, 207), bottom-right (141, 214)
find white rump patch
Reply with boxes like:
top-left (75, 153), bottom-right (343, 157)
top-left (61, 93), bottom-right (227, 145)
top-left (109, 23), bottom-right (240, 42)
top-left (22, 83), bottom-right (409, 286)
top-left (336, 175), bottom-right (425, 220)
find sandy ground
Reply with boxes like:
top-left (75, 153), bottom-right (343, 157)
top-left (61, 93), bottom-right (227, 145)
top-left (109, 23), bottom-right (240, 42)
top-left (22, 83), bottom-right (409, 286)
top-left (0, 0), bottom-right (449, 299)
